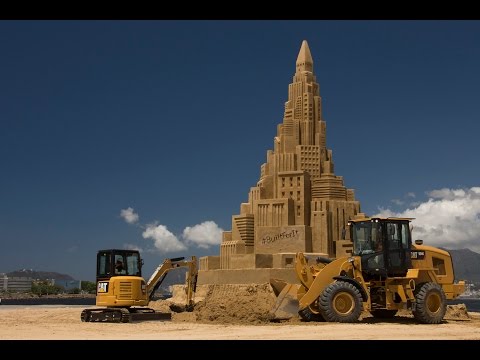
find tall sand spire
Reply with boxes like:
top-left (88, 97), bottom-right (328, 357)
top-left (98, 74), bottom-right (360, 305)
top-left (296, 40), bottom-right (313, 72)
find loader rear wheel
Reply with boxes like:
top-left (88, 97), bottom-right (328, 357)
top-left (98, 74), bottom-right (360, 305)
top-left (319, 281), bottom-right (363, 323)
top-left (413, 282), bottom-right (446, 324)
top-left (370, 309), bottom-right (397, 319)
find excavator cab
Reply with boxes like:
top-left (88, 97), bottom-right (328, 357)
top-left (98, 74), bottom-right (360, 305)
top-left (97, 249), bottom-right (143, 279)
top-left (349, 218), bottom-right (413, 278)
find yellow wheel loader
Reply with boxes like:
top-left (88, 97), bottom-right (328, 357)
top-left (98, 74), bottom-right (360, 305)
top-left (295, 217), bottom-right (465, 324)
top-left (81, 249), bottom-right (197, 323)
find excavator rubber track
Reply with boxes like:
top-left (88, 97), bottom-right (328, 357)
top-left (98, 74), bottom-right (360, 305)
top-left (81, 308), bottom-right (171, 323)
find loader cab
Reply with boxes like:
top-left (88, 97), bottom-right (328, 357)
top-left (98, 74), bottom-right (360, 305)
top-left (349, 218), bottom-right (413, 278)
top-left (96, 249), bottom-right (143, 281)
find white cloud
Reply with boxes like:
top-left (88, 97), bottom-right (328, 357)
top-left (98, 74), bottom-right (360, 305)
top-left (119, 207), bottom-right (223, 253)
top-left (123, 243), bottom-right (143, 252)
top-left (427, 188), bottom-right (466, 200)
top-left (375, 187), bottom-right (480, 252)
top-left (120, 207), bottom-right (139, 224)
top-left (406, 192), bottom-right (416, 198)
top-left (142, 223), bottom-right (187, 253)
top-left (391, 199), bottom-right (404, 206)
top-left (182, 221), bottom-right (223, 249)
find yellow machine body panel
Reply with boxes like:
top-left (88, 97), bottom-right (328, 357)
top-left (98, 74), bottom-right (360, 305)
top-left (409, 244), bottom-right (465, 298)
top-left (96, 276), bottom-right (149, 307)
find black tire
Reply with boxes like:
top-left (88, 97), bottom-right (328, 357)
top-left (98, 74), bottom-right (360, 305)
top-left (319, 281), bottom-right (363, 323)
top-left (412, 282), bottom-right (446, 324)
top-left (370, 309), bottom-right (397, 318)
top-left (299, 306), bottom-right (325, 322)
top-left (80, 309), bottom-right (90, 322)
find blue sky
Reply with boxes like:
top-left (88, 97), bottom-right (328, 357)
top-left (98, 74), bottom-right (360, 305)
top-left (1, 20), bottom-right (480, 281)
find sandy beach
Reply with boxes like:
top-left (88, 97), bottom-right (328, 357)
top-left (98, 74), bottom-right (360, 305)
top-left (0, 305), bottom-right (479, 340)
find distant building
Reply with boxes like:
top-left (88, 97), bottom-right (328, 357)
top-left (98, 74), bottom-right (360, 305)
top-left (52, 279), bottom-right (81, 292)
top-left (1, 273), bottom-right (32, 292)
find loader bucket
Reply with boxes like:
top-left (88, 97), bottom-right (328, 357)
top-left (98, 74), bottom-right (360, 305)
top-left (269, 278), bottom-right (300, 321)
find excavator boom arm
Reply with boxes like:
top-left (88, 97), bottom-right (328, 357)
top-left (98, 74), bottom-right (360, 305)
top-left (146, 256), bottom-right (198, 307)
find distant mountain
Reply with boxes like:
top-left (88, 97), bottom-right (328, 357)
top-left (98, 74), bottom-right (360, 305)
top-left (446, 248), bottom-right (480, 284)
top-left (6, 269), bottom-right (74, 281)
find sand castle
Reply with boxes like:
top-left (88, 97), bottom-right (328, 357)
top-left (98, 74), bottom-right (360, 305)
top-left (199, 40), bottom-right (365, 284)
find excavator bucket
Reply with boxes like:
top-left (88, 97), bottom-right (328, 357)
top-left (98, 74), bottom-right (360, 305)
top-left (269, 278), bottom-right (300, 321)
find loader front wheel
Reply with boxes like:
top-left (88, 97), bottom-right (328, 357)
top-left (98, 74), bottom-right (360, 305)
top-left (319, 281), bottom-right (363, 323)
top-left (298, 305), bottom-right (325, 322)
top-left (413, 282), bottom-right (446, 324)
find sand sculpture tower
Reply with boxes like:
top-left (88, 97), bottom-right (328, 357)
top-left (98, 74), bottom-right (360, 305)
top-left (199, 40), bottom-right (363, 284)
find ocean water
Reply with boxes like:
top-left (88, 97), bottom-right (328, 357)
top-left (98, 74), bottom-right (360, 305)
top-left (0, 297), bottom-right (96, 306)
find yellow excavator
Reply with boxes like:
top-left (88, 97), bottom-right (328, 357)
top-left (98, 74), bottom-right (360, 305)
top-left (81, 249), bottom-right (197, 323)
top-left (274, 217), bottom-right (465, 323)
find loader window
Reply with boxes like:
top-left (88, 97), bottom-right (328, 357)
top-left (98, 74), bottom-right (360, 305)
top-left (386, 223), bottom-right (402, 267)
top-left (387, 223), bottom-right (400, 249)
top-left (352, 220), bottom-right (386, 274)
top-left (352, 219), bottom-right (413, 277)
top-left (385, 221), bottom-right (412, 276)
top-left (385, 222), bottom-right (410, 250)
top-left (400, 223), bottom-right (410, 248)
top-left (351, 221), bottom-right (382, 256)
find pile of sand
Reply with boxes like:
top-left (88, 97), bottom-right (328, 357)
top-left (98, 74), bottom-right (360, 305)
top-left (194, 283), bottom-right (277, 324)
top-left (150, 286), bottom-right (474, 324)
top-left (445, 303), bottom-right (470, 321)
top-left (377, 303), bottom-right (472, 321)
top-left (150, 283), bottom-right (277, 324)
top-left (148, 299), bottom-right (173, 313)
